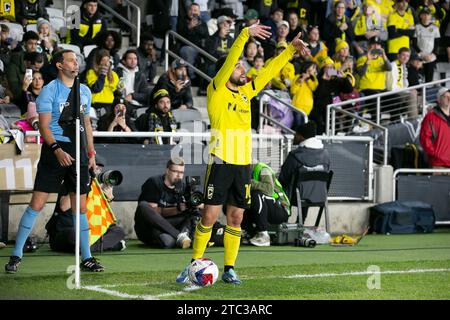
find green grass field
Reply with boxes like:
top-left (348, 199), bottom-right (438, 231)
top-left (1, 230), bottom-right (449, 300)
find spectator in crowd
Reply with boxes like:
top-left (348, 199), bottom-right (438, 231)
top-left (419, 87), bottom-right (450, 169)
top-left (71, 0), bottom-right (108, 49)
top-left (242, 161), bottom-right (291, 247)
top-left (199, 15), bottom-right (234, 95)
top-left (10, 102), bottom-right (42, 143)
top-left (310, 56), bottom-right (354, 134)
top-left (116, 49), bottom-right (153, 108)
top-left (250, 0), bottom-right (279, 22)
top-left (21, 70), bottom-right (44, 117)
top-left (388, 47), bottom-right (418, 119)
top-left (40, 46), bottom-right (62, 84)
top-left (264, 8), bottom-right (285, 40)
top-left (137, 33), bottom-right (158, 85)
top-left (353, 4), bottom-right (386, 57)
top-left (85, 30), bottom-right (122, 71)
top-left (86, 49), bottom-right (119, 118)
top-left (0, 24), bottom-right (14, 65)
top-left (387, 0), bottom-right (415, 60)
top-left (185, 0), bottom-right (212, 23)
top-left (413, 7), bottom-right (440, 83)
top-left (278, 121), bottom-right (331, 224)
top-left (0, 70), bottom-right (12, 105)
top-left (37, 18), bottom-right (60, 61)
top-left (135, 89), bottom-right (177, 145)
top-left (134, 157), bottom-right (201, 248)
top-left (15, 0), bottom-right (49, 26)
top-left (242, 8), bottom-right (260, 29)
top-left (96, 98), bottom-right (136, 143)
top-left (290, 61), bottom-right (319, 127)
top-left (243, 39), bottom-right (263, 72)
top-left (276, 20), bottom-right (290, 45)
top-left (148, 0), bottom-right (173, 37)
top-left (407, 52), bottom-right (425, 86)
top-left (246, 54), bottom-right (265, 81)
top-left (153, 58), bottom-right (194, 110)
top-left (323, 1), bottom-right (354, 56)
top-left (356, 36), bottom-right (392, 114)
top-left (219, 0), bottom-right (244, 19)
top-left (265, 41), bottom-right (296, 91)
top-left (306, 25), bottom-right (329, 68)
top-left (177, 2), bottom-right (209, 80)
top-left (287, 11), bottom-right (303, 42)
top-left (332, 39), bottom-right (351, 70)
top-left (441, 0), bottom-right (450, 62)
top-left (7, 51), bottom-right (45, 109)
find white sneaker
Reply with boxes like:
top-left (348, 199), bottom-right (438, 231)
top-left (250, 232), bottom-right (270, 247)
top-left (176, 232), bottom-right (192, 249)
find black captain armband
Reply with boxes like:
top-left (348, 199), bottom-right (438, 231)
top-left (50, 142), bottom-right (61, 152)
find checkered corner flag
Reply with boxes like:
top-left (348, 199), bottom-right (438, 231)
top-left (86, 178), bottom-right (117, 245)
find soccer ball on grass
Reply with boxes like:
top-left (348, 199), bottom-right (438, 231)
top-left (188, 258), bottom-right (219, 286)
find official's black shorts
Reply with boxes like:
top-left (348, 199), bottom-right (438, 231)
top-left (34, 141), bottom-right (90, 194)
top-left (203, 156), bottom-right (252, 209)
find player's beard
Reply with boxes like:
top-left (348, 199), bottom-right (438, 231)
top-left (230, 76), bottom-right (247, 86)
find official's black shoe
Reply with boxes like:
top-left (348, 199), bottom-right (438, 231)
top-left (5, 256), bottom-right (21, 274)
top-left (80, 257), bottom-right (104, 272)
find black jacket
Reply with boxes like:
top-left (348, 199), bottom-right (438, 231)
top-left (115, 63), bottom-right (153, 106)
top-left (70, 10), bottom-right (108, 48)
top-left (15, 0), bottom-right (49, 24)
top-left (278, 140), bottom-right (331, 206)
top-left (177, 16), bottom-right (209, 48)
top-left (153, 73), bottom-right (194, 110)
top-left (135, 108), bottom-right (177, 144)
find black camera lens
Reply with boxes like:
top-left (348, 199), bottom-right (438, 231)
top-left (295, 237), bottom-right (316, 248)
top-left (97, 170), bottom-right (123, 186)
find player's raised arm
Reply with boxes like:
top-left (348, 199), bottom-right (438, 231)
top-left (211, 22), bottom-right (271, 90)
top-left (252, 32), bottom-right (308, 94)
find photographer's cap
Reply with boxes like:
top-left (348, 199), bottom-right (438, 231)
top-left (171, 58), bottom-right (187, 70)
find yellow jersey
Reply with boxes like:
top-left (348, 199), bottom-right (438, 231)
top-left (387, 10), bottom-right (415, 54)
top-left (357, 55), bottom-right (388, 91)
top-left (207, 27), bottom-right (296, 165)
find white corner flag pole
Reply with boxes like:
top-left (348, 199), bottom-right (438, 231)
top-left (75, 117), bottom-right (81, 289)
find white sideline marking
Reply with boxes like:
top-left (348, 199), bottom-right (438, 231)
top-left (81, 268), bottom-right (450, 300)
top-left (282, 268), bottom-right (450, 279)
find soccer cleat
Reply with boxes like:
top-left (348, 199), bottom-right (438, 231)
top-left (5, 256), bottom-right (21, 274)
top-left (176, 232), bottom-right (192, 249)
top-left (80, 257), bottom-right (104, 272)
top-left (176, 263), bottom-right (191, 283)
top-left (249, 232), bottom-right (271, 247)
top-left (222, 268), bottom-right (242, 284)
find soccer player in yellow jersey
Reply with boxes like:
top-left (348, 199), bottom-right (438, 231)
top-left (176, 21), bottom-right (308, 285)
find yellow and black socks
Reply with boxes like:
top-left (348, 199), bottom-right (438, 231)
top-left (223, 225), bottom-right (241, 271)
top-left (192, 222), bottom-right (213, 260)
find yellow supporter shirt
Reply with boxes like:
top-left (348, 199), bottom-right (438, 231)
top-left (290, 75), bottom-right (318, 115)
top-left (86, 69), bottom-right (119, 104)
top-left (264, 57), bottom-right (296, 90)
top-left (207, 27), bottom-right (297, 165)
top-left (387, 10), bottom-right (414, 54)
top-left (356, 55), bottom-right (388, 91)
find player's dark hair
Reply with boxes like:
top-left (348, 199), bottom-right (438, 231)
top-left (23, 30), bottom-right (39, 43)
top-left (52, 49), bottom-right (75, 67)
top-left (24, 51), bottom-right (45, 64)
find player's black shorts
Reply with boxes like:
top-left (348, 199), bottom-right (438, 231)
top-left (34, 141), bottom-right (90, 194)
top-left (203, 156), bottom-right (252, 209)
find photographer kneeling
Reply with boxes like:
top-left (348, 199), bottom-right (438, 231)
top-left (46, 164), bottom-right (126, 253)
top-left (134, 157), bottom-right (202, 249)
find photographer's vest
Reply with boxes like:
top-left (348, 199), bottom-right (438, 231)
top-left (0, 0), bottom-right (15, 21)
top-left (253, 163), bottom-right (291, 215)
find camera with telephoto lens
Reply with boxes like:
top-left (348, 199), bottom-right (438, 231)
top-left (184, 176), bottom-right (203, 208)
top-left (97, 170), bottom-right (123, 186)
top-left (294, 237), bottom-right (316, 248)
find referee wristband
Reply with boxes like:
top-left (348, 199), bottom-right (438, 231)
top-left (50, 142), bottom-right (61, 152)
